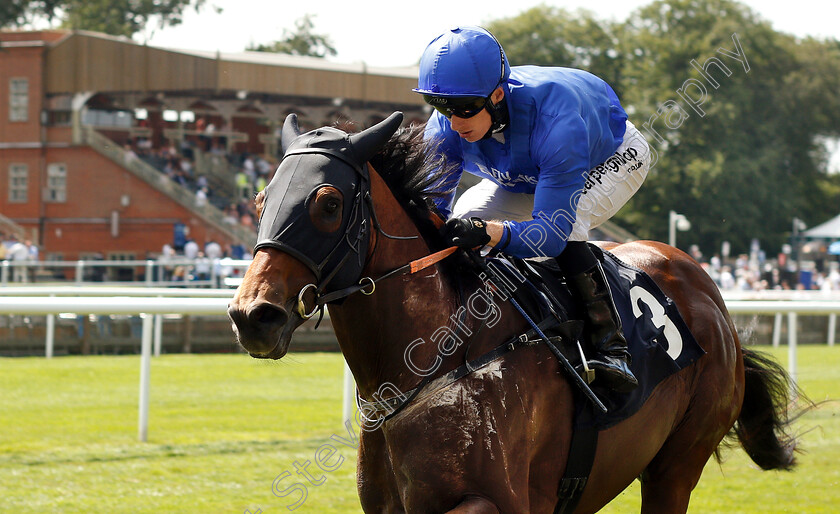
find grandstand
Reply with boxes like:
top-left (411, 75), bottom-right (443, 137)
top-left (0, 29), bottom-right (428, 265)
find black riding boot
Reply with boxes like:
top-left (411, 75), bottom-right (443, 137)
top-left (557, 243), bottom-right (638, 393)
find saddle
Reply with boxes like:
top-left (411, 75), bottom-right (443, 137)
top-left (484, 247), bottom-right (705, 513)
top-left (487, 246), bottom-right (703, 424)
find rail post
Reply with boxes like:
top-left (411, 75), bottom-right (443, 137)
top-left (787, 311), bottom-right (798, 388)
top-left (75, 261), bottom-right (84, 285)
top-left (139, 314), bottom-right (153, 442)
top-left (45, 294), bottom-right (55, 359)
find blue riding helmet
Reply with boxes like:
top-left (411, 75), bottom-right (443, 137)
top-left (414, 26), bottom-right (511, 98)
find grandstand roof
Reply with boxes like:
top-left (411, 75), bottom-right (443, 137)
top-left (6, 29), bottom-right (424, 108)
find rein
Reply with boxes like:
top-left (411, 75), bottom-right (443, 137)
top-left (296, 245), bottom-right (458, 318)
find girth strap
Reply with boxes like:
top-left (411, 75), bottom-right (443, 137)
top-left (553, 424), bottom-right (598, 514)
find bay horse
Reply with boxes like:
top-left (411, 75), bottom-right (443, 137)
top-left (228, 112), bottom-right (800, 513)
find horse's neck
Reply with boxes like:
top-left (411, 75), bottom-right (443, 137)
top-left (328, 169), bottom-right (463, 397)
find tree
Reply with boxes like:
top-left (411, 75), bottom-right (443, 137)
top-left (616, 0), bottom-right (840, 254)
top-left (0, 0), bottom-right (210, 38)
top-left (486, 0), bottom-right (840, 256)
top-left (488, 7), bottom-right (627, 96)
top-left (248, 14), bottom-right (336, 58)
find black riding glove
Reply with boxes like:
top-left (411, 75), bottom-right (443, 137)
top-left (441, 217), bottom-right (491, 249)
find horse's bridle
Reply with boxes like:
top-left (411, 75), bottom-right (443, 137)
top-left (253, 119), bottom-right (455, 321)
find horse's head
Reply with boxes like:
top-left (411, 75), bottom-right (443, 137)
top-left (228, 112), bottom-right (404, 358)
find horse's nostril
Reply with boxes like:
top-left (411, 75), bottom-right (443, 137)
top-left (251, 302), bottom-right (289, 327)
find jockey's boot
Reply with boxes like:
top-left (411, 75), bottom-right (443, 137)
top-left (557, 243), bottom-right (638, 393)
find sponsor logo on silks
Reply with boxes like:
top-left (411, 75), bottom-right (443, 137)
top-left (582, 147), bottom-right (641, 194)
top-left (476, 164), bottom-right (539, 187)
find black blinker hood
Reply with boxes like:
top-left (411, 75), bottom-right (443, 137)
top-left (254, 112), bottom-right (404, 293)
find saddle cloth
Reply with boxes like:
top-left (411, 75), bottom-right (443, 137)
top-left (489, 248), bottom-right (706, 430)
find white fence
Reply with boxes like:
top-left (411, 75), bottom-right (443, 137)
top-left (2, 291), bottom-right (839, 442)
top-left (0, 258), bottom-right (252, 288)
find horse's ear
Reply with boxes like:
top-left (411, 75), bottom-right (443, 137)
top-left (350, 111), bottom-right (403, 163)
top-left (280, 113), bottom-right (302, 156)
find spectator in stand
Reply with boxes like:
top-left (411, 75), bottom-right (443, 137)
top-left (210, 141), bottom-right (225, 156)
top-left (26, 239), bottom-right (38, 261)
top-left (179, 157), bottom-right (193, 178)
top-left (136, 137), bottom-right (152, 156)
top-left (240, 213), bottom-right (255, 229)
top-left (205, 240), bottom-right (223, 260)
top-left (235, 169), bottom-right (250, 200)
top-left (179, 138), bottom-right (194, 160)
top-left (827, 265), bottom-right (840, 291)
top-left (164, 141), bottom-right (178, 159)
top-left (242, 154), bottom-right (256, 183)
top-left (256, 155), bottom-right (272, 176)
top-left (195, 187), bottom-right (208, 207)
top-left (183, 239), bottom-right (199, 260)
top-left (194, 251), bottom-right (211, 281)
top-left (123, 144), bottom-right (138, 164)
top-left (222, 204), bottom-right (238, 225)
top-left (159, 243), bottom-right (176, 282)
top-left (718, 266), bottom-right (735, 290)
top-left (8, 238), bottom-right (30, 282)
top-left (255, 174), bottom-right (267, 192)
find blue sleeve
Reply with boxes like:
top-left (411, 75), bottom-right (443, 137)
top-left (424, 113), bottom-right (464, 218)
top-left (502, 114), bottom-right (590, 258)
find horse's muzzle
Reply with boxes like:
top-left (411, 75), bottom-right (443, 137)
top-left (228, 300), bottom-right (291, 358)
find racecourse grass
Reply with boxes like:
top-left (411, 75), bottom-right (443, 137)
top-left (1, 346), bottom-right (838, 513)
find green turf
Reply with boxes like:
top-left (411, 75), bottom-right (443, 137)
top-left (1, 347), bottom-right (837, 513)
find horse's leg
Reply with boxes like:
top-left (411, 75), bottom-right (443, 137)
top-left (638, 357), bottom-right (740, 513)
top-left (638, 446), bottom-right (710, 514)
top-left (446, 496), bottom-right (500, 513)
top-left (357, 428), bottom-right (404, 513)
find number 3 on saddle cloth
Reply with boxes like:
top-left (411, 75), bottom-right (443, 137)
top-left (488, 245), bottom-right (706, 430)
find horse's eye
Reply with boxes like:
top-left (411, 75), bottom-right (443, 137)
top-left (324, 199), bottom-right (340, 214)
top-left (309, 186), bottom-right (343, 233)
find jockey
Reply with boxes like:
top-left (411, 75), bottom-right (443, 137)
top-left (414, 26), bottom-right (652, 393)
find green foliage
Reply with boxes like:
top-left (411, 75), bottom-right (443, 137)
top-left (488, 0), bottom-right (840, 256)
top-left (488, 6), bottom-right (626, 96)
top-left (248, 14), bottom-right (337, 59)
top-left (0, 347), bottom-right (838, 512)
top-left (0, 0), bottom-right (208, 38)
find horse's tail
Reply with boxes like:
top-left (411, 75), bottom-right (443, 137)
top-left (730, 347), bottom-right (803, 470)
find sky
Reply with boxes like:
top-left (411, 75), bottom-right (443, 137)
top-left (144, 0), bottom-right (840, 67)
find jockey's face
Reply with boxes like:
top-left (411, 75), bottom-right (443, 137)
top-left (449, 87), bottom-right (504, 143)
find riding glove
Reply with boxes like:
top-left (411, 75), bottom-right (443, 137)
top-left (441, 217), bottom-right (491, 249)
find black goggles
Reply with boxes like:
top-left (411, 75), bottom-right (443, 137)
top-left (422, 95), bottom-right (490, 119)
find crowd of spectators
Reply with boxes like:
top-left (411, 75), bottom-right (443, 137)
top-left (689, 244), bottom-right (840, 292)
top-left (122, 124), bottom-right (277, 232)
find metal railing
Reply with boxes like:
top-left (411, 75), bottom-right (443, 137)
top-left (0, 257), bottom-right (252, 288)
top-left (1, 294), bottom-right (838, 442)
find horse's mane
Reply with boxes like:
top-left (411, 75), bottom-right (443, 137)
top-left (368, 123), bottom-right (459, 238)
top-left (366, 123), bottom-right (477, 286)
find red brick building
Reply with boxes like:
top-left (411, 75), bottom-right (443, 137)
top-left (0, 29), bottom-right (427, 262)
